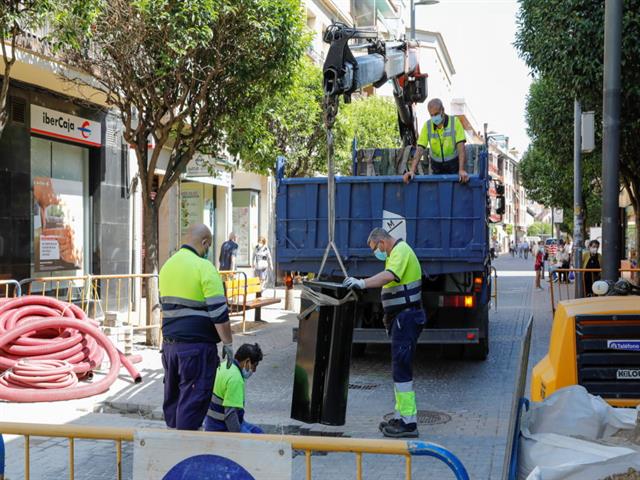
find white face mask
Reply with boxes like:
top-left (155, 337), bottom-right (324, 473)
top-left (590, 247), bottom-right (598, 255)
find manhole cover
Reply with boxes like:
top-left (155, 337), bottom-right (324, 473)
top-left (348, 383), bottom-right (379, 391)
top-left (383, 410), bottom-right (451, 425)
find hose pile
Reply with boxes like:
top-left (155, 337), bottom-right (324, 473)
top-left (0, 296), bottom-right (141, 402)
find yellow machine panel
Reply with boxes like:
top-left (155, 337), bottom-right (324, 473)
top-left (531, 296), bottom-right (640, 406)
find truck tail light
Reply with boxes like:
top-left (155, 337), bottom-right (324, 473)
top-left (439, 295), bottom-right (475, 309)
top-left (473, 276), bottom-right (483, 293)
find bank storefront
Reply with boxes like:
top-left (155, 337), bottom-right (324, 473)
top-left (0, 81), bottom-right (130, 281)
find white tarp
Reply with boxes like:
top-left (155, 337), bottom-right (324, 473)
top-left (518, 386), bottom-right (640, 480)
top-left (133, 429), bottom-right (291, 480)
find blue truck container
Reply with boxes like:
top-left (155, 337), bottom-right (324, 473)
top-left (276, 149), bottom-right (496, 360)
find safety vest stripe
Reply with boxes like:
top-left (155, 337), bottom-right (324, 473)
top-left (162, 308), bottom-right (211, 319)
top-left (381, 293), bottom-right (421, 308)
top-left (210, 304), bottom-right (229, 319)
top-left (394, 381), bottom-right (414, 393)
top-left (207, 409), bottom-right (225, 421)
top-left (205, 295), bottom-right (227, 306)
top-left (160, 296), bottom-right (206, 308)
top-left (383, 280), bottom-right (422, 294)
top-left (381, 285), bottom-right (421, 301)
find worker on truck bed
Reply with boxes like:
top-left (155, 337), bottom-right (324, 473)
top-left (403, 98), bottom-right (469, 184)
top-left (343, 228), bottom-right (425, 438)
top-left (159, 224), bottom-right (234, 431)
top-left (204, 343), bottom-right (264, 433)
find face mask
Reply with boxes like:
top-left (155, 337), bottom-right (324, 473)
top-left (590, 247), bottom-right (598, 255)
top-left (241, 368), bottom-right (253, 380)
top-left (431, 113), bottom-right (443, 126)
top-left (374, 249), bottom-right (387, 261)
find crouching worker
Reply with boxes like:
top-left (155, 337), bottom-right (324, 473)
top-left (204, 343), bottom-right (264, 434)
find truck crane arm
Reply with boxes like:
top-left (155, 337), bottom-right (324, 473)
top-left (322, 23), bottom-right (428, 146)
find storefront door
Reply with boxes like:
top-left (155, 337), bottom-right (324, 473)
top-left (31, 137), bottom-right (90, 275)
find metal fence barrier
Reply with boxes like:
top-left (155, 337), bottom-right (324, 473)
top-left (547, 267), bottom-right (640, 313)
top-left (0, 422), bottom-right (469, 480)
top-left (0, 280), bottom-right (21, 298)
top-left (490, 266), bottom-right (498, 311)
top-left (19, 274), bottom-right (158, 330)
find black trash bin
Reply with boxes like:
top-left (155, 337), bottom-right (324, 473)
top-left (291, 280), bottom-right (356, 426)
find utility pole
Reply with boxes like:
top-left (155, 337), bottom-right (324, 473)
top-left (601, 0), bottom-right (622, 282)
top-left (573, 100), bottom-right (584, 297)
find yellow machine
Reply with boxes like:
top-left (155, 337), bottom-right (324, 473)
top-left (531, 295), bottom-right (640, 407)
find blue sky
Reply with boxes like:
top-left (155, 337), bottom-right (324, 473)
top-left (413, 0), bottom-right (533, 154)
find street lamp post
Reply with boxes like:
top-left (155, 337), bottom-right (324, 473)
top-left (411, 0), bottom-right (439, 40)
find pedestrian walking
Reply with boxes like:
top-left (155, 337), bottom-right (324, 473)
top-left (343, 228), bottom-right (425, 438)
top-left (510, 241), bottom-right (516, 258)
top-left (403, 98), bottom-right (469, 184)
top-left (159, 224), bottom-right (234, 430)
top-left (252, 236), bottom-right (273, 287)
top-left (534, 242), bottom-right (545, 290)
top-left (219, 232), bottom-right (238, 271)
top-left (582, 240), bottom-right (602, 296)
top-left (522, 241), bottom-right (529, 260)
top-left (557, 240), bottom-right (570, 283)
top-left (204, 343), bottom-right (264, 433)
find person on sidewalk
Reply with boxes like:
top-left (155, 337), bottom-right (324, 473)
top-left (252, 236), bottom-right (273, 287)
top-left (534, 242), bottom-right (545, 290)
top-left (402, 98), bottom-right (469, 184)
top-left (159, 224), bottom-right (234, 430)
top-left (219, 232), bottom-right (238, 271)
top-left (343, 228), bottom-right (425, 438)
top-left (582, 240), bottom-right (602, 296)
top-left (204, 343), bottom-right (264, 434)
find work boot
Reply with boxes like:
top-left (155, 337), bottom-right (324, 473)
top-left (381, 421), bottom-right (419, 438)
top-left (378, 418), bottom-right (401, 432)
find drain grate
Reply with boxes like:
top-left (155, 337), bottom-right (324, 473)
top-left (384, 410), bottom-right (451, 425)
top-left (348, 383), bottom-right (379, 391)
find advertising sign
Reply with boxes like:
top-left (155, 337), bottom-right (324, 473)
top-left (31, 105), bottom-right (102, 147)
top-left (180, 187), bottom-right (203, 238)
top-left (133, 429), bottom-right (291, 480)
top-left (33, 176), bottom-right (84, 272)
top-left (185, 154), bottom-right (232, 188)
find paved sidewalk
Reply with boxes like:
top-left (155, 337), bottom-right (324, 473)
top-left (2, 257), bottom-right (550, 479)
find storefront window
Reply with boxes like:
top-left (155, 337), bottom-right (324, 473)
top-left (31, 137), bottom-right (90, 275)
top-left (232, 190), bottom-right (260, 267)
top-left (179, 181), bottom-right (216, 261)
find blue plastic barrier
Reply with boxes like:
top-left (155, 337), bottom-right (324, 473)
top-left (408, 440), bottom-right (470, 480)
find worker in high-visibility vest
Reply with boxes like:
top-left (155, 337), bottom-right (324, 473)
top-left (403, 98), bottom-right (469, 184)
top-left (204, 343), bottom-right (264, 433)
top-left (343, 228), bottom-right (425, 438)
top-left (159, 223), bottom-right (233, 430)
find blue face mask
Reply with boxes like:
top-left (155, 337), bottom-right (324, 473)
top-left (374, 249), bottom-right (387, 261)
top-left (242, 368), bottom-right (253, 380)
top-left (431, 113), bottom-right (443, 126)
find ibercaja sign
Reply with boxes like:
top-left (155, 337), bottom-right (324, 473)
top-left (31, 104), bottom-right (102, 147)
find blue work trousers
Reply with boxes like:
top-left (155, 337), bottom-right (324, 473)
top-left (391, 307), bottom-right (426, 383)
top-left (161, 342), bottom-right (219, 430)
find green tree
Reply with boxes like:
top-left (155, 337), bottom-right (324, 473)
top-left (527, 222), bottom-right (552, 236)
top-left (57, 0), bottom-right (305, 344)
top-left (0, 0), bottom-right (53, 138)
top-left (516, 0), bottom-right (640, 256)
top-left (226, 56), bottom-right (325, 178)
top-left (334, 95), bottom-right (402, 173)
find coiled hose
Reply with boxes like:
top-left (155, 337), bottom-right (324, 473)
top-left (0, 296), bottom-right (141, 402)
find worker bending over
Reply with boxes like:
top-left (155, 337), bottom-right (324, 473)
top-left (343, 228), bottom-right (425, 438)
top-left (204, 343), bottom-right (264, 434)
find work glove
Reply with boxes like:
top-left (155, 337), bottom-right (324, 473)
top-left (222, 343), bottom-right (233, 368)
top-left (343, 277), bottom-right (365, 290)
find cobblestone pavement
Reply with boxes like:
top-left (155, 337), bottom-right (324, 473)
top-left (2, 254), bottom-right (554, 479)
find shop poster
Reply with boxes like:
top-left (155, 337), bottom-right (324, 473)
top-left (233, 206), bottom-right (250, 265)
top-left (180, 188), bottom-right (203, 238)
top-left (33, 176), bottom-right (84, 272)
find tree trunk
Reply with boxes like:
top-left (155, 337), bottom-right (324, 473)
top-left (143, 199), bottom-right (161, 346)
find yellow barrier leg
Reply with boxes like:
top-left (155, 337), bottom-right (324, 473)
top-left (405, 454), bottom-right (412, 480)
top-left (116, 440), bottom-right (122, 480)
top-left (24, 435), bottom-right (30, 480)
top-left (69, 437), bottom-right (74, 480)
top-left (305, 450), bottom-right (312, 480)
top-left (356, 452), bottom-right (363, 480)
